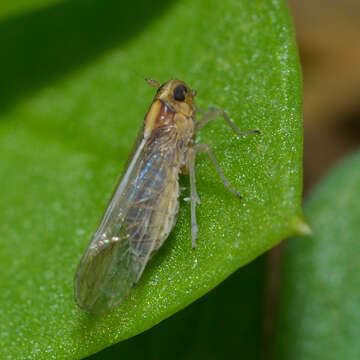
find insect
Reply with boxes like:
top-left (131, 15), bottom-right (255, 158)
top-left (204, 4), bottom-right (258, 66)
top-left (74, 78), bottom-right (259, 313)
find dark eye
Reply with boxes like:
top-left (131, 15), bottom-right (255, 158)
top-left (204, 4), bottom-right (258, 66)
top-left (173, 85), bottom-right (187, 101)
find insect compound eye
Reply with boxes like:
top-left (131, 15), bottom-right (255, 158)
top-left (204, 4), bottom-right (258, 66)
top-left (173, 85), bottom-right (187, 101)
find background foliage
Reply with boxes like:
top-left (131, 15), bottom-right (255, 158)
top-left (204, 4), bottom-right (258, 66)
top-left (274, 151), bottom-right (360, 359)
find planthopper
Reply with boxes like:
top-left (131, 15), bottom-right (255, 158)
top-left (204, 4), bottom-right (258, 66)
top-left (74, 78), bottom-right (259, 314)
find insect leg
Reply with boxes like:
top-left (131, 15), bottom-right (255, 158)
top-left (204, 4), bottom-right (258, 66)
top-left (194, 143), bottom-right (242, 199)
top-left (195, 108), bottom-right (260, 136)
top-left (187, 147), bottom-right (201, 248)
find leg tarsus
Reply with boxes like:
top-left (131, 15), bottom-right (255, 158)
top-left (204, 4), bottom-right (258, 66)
top-left (191, 223), bottom-right (198, 249)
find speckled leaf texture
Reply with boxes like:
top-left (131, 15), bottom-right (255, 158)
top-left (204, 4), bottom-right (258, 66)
top-left (273, 151), bottom-right (360, 360)
top-left (88, 257), bottom-right (266, 360)
top-left (0, 0), bottom-right (304, 358)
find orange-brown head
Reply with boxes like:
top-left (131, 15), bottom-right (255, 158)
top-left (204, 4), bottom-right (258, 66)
top-left (144, 79), bottom-right (197, 138)
top-left (155, 79), bottom-right (197, 118)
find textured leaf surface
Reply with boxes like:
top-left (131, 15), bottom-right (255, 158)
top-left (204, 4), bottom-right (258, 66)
top-left (0, 0), bottom-right (303, 358)
top-left (88, 258), bottom-right (265, 360)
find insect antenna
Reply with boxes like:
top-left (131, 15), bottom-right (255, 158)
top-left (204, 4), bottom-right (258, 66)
top-left (145, 78), bottom-right (161, 88)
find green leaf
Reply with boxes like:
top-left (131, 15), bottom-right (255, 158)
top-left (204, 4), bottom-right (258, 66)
top-left (87, 257), bottom-right (265, 360)
top-left (273, 151), bottom-right (360, 359)
top-left (0, 0), bottom-right (304, 358)
top-left (0, 0), bottom-right (60, 19)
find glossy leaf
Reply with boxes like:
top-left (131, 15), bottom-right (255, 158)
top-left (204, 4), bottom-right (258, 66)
top-left (0, 0), bottom-right (304, 358)
top-left (88, 257), bottom-right (265, 360)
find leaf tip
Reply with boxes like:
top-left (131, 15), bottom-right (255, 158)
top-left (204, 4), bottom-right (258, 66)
top-left (291, 217), bottom-right (312, 236)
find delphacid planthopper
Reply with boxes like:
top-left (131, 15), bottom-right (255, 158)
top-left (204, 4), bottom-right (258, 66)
top-left (74, 78), bottom-right (259, 314)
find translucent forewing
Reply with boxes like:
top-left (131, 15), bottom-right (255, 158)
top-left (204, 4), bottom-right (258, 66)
top-left (75, 79), bottom-right (199, 314)
top-left (75, 105), bottom-right (184, 314)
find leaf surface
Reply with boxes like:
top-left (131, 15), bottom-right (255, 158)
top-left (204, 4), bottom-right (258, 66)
top-left (0, 0), bottom-right (303, 358)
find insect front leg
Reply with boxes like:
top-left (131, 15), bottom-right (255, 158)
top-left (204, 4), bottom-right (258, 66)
top-left (195, 107), bottom-right (260, 136)
top-left (187, 147), bottom-right (201, 249)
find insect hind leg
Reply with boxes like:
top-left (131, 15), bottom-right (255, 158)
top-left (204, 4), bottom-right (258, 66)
top-left (187, 143), bottom-right (243, 248)
top-left (194, 143), bottom-right (243, 199)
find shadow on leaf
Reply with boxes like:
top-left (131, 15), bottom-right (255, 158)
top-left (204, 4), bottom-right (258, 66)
top-left (0, 0), bottom-right (175, 113)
